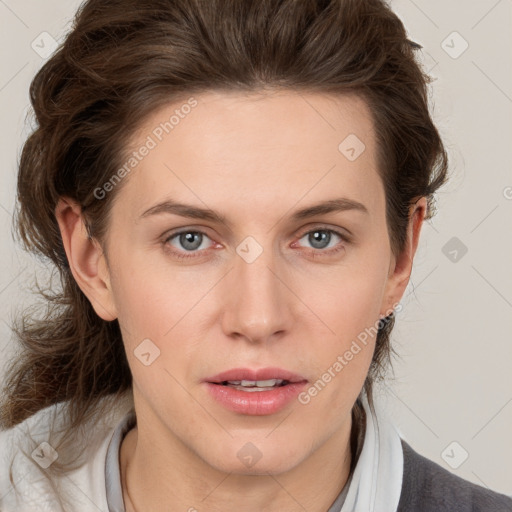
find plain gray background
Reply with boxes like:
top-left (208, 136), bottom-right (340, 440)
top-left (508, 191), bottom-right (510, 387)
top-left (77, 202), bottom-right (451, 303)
top-left (0, 0), bottom-right (511, 497)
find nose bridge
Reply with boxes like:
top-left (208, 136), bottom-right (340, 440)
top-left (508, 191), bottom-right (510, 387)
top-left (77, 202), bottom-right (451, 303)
top-left (222, 235), bottom-right (290, 342)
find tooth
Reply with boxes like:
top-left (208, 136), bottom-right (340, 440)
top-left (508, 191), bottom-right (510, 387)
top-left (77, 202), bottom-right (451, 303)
top-left (221, 379), bottom-right (286, 389)
top-left (240, 379), bottom-right (283, 387)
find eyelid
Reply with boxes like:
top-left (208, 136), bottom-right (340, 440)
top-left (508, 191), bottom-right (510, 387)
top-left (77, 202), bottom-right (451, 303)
top-left (162, 225), bottom-right (216, 243)
top-left (295, 223), bottom-right (353, 242)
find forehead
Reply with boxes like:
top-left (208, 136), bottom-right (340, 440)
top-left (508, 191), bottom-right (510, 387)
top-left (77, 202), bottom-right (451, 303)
top-left (113, 89), bottom-right (383, 226)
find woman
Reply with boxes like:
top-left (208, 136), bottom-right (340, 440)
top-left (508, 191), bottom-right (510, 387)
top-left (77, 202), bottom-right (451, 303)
top-left (0, 0), bottom-right (510, 511)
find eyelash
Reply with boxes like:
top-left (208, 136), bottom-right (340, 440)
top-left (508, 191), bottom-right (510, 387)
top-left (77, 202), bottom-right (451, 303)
top-left (162, 226), bottom-right (350, 260)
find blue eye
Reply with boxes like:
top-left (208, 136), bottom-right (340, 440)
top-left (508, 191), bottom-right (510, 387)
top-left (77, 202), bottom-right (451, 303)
top-left (164, 231), bottom-right (213, 259)
top-left (298, 229), bottom-right (343, 250)
top-left (292, 227), bottom-right (349, 259)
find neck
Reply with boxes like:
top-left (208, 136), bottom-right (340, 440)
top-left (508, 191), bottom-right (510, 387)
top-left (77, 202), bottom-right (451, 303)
top-left (120, 411), bottom-right (357, 512)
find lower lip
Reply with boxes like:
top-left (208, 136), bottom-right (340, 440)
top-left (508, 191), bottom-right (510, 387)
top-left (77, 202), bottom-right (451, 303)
top-left (203, 382), bottom-right (308, 415)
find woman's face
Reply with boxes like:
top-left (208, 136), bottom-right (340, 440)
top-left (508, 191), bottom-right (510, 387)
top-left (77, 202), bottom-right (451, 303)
top-left (71, 89), bottom-right (424, 475)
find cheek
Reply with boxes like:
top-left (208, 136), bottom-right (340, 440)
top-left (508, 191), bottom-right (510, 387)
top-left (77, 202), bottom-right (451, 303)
top-left (107, 254), bottom-right (208, 382)
top-left (108, 249), bottom-right (183, 337)
top-left (303, 257), bottom-right (389, 337)
top-left (295, 252), bottom-right (389, 396)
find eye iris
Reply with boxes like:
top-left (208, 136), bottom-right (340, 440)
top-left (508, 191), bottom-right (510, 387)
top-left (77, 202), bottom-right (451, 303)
top-left (180, 232), bottom-right (202, 251)
top-left (309, 230), bottom-right (331, 249)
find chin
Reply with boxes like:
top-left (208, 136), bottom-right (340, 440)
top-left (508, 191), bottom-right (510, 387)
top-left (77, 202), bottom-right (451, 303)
top-left (201, 441), bottom-right (306, 476)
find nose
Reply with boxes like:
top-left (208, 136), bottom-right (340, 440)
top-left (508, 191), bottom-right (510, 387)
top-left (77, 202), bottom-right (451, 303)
top-left (220, 241), bottom-right (294, 345)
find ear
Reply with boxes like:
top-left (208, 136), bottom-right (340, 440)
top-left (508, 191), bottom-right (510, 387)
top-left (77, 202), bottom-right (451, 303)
top-left (55, 197), bottom-right (118, 321)
top-left (380, 196), bottom-right (428, 317)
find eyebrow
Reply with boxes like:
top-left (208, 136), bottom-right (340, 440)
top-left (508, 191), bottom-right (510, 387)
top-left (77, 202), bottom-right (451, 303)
top-left (139, 197), bottom-right (369, 226)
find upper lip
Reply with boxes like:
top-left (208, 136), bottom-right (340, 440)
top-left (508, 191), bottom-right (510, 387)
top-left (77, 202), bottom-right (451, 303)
top-left (205, 367), bottom-right (308, 384)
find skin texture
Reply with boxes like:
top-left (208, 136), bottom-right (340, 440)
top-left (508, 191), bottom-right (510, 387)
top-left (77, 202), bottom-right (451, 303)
top-left (55, 89), bottom-right (426, 512)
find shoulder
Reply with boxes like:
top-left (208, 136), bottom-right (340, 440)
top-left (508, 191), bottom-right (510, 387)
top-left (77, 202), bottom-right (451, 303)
top-left (397, 439), bottom-right (512, 512)
top-left (0, 393), bottom-right (133, 512)
top-left (0, 401), bottom-right (70, 511)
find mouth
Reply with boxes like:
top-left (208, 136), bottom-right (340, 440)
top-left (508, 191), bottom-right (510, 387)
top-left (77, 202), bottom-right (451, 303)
top-left (205, 367), bottom-right (308, 394)
top-left (203, 368), bottom-right (309, 415)
top-left (205, 367), bottom-right (308, 389)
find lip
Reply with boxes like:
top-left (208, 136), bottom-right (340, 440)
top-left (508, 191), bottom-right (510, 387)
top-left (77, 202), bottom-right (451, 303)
top-left (204, 367), bottom-right (307, 384)
top-left (203, 367), bottom-right (308, 416)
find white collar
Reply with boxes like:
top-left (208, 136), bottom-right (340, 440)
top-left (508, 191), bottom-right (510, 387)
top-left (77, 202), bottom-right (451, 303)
top-left (338, 392), bottom-right (404, 512)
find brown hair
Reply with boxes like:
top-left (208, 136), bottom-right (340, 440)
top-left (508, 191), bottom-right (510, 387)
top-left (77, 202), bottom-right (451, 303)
top-left (1, 0), bottom-right (448, 474)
